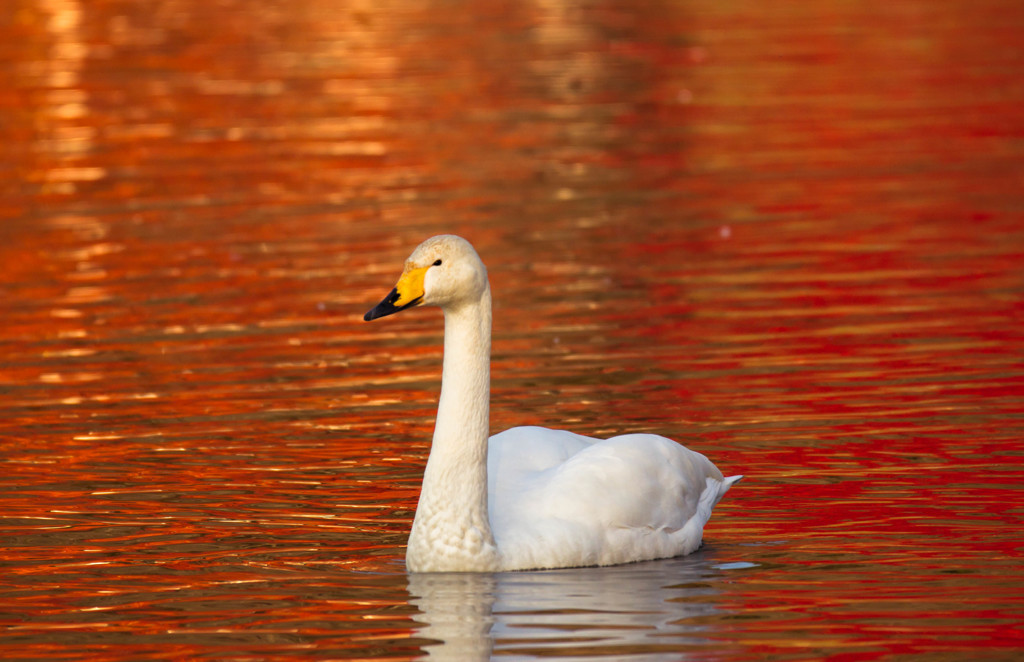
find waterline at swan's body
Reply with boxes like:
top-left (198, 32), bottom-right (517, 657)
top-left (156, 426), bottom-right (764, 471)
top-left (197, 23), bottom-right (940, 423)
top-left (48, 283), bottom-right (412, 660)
top-left (364, 235), bottom-right (741, 572)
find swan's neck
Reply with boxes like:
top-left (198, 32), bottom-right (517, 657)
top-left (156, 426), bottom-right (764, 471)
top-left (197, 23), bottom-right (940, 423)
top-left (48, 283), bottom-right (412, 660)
top-left (406, 284), bottom-right (499, 572)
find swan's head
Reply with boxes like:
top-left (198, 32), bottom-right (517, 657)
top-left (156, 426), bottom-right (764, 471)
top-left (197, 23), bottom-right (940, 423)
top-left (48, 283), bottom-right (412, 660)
top-left (364, 235), bottom-right (488, 321)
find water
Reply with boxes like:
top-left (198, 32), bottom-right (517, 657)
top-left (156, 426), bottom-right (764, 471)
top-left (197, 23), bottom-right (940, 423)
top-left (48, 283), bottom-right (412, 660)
top-left (2, 0), bottom-right (1023, 659)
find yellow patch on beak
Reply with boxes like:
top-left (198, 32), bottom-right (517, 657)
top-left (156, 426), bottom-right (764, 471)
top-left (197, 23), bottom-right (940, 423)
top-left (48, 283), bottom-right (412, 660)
top-left (393, 265), bottom-right (429, 308)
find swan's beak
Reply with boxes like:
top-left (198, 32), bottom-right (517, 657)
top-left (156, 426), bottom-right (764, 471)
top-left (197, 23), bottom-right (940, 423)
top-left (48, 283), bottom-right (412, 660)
top-left (364, 265), bottom-right (429, 321)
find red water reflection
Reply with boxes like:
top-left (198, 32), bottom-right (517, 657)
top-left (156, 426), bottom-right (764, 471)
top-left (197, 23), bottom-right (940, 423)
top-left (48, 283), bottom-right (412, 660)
top-left (2, 0), bottom-right (1023, 659)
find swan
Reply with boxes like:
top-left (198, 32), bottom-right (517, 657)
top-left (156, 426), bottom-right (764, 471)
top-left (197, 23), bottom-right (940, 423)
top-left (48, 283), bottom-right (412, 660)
top-left (364, 235), bottom-right (741, 572)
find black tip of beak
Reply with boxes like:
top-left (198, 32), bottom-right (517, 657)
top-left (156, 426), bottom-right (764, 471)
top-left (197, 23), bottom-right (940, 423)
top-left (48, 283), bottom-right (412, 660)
top-left (364, 288), bottom-right (421, 321)
top-left (364, 288), bottom-right (399, 321)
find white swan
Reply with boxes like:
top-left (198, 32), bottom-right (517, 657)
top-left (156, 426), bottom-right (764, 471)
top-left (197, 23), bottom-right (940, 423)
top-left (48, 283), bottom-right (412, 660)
top-left (364, 235), bottom-right (741, 572)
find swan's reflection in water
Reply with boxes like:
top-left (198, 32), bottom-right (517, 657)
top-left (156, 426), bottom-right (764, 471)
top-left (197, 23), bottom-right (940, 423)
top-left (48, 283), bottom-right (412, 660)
top-left (409, 572), bottom-right (498, 660)
top-left (408, 551), bottom-right (734, 660)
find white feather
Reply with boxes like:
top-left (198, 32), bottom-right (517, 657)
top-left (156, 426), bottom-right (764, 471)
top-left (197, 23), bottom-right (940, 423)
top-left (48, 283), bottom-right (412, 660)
top-left (366, 235), bottom-right (741, 572)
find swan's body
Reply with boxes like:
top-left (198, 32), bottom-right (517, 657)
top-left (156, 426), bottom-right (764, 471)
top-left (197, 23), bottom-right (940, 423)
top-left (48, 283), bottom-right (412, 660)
top-left (365, 235), bottom-right (740, 572)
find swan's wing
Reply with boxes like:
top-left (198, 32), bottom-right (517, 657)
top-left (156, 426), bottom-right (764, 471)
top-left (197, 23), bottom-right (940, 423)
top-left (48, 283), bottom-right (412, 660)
top-left (487, 429), bottom-right (738, 570)
top-left (488, 426), bottom-right (596, 477)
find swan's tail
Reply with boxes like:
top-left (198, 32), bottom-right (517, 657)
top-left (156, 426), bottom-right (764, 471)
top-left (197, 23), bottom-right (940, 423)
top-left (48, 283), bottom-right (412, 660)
top-left (700, 474), bottom-right (742, 526)
top-left (715, 475), bottom-right (743, 505)
top-left (677, 475), bottom-right (741, 554)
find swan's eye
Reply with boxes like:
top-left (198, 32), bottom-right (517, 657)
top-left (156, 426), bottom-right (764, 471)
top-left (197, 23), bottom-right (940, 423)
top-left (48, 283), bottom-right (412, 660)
top-left (433, 259), bottom-right (442, 266)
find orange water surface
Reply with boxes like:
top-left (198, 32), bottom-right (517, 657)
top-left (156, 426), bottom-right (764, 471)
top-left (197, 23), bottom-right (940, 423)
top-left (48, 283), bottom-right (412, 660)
top-left (2, 0), bottom-right (1023, 659)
